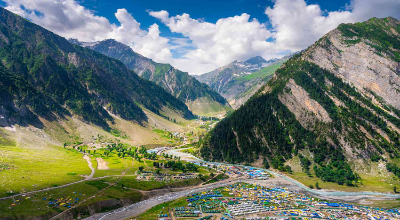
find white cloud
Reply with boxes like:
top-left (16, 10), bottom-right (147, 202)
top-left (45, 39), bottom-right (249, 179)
top-left (3, 0), bottom-right (400, 75)
top-left (264, 0), bottom-right (400, 52)
top-left (148, 10), bottom-right (169, 23)
top-left (3, 0), bottom-right (174, 64)
top-left (349, 0), bottom-right (400, 20)
top-left (5, 0), bottom-right (113, 41)
top-left (150, 0), bottom-right (400, 74)
top-left (149, 12), bottom-right (274, 73)
top-left (264, 0), bottom-right (353, 52)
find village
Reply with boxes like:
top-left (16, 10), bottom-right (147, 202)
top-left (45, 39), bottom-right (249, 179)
top-left (136, 171), bottom-right (197, 182)
top-left (147, 183), bottom-right (400, 220)
top-left (196, 163), bottom-right (271, 180)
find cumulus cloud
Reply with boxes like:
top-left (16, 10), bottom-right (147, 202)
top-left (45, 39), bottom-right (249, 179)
top-left (3, 0), bottom-right (400, 75)
top-left (264, 0), bottom-right (400, 52)
top-left (149, 11), bottom-right (274, 73)
top-left (4, 0), bottom-right (112, 41)
top-left (3, 0), bottom-right (173, 64)
top-left (349, 0), bottom-right (400, 20)
top-left (150, 0), bottom-right (400, 74)
top-left (264, 0), bottom-right (352, 51)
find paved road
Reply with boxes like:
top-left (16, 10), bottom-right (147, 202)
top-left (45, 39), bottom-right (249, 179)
top-left (83, 179), bottom-right (243, 220)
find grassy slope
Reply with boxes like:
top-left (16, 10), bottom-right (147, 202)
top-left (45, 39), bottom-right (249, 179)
top-left (0, 104), bottom-right (200, 198)
top-left (0, 141), bottom-right (90, 197)
top-left (283, 154), bottom-right (400, 193)
top-left (135, 197), bottom-right (188, 219)
top-left (225, 61), bottom-right (285, 109)
top-left (186, 96), bottom-right (232, 117)
top-left (234, 61), bottom-right (283, 84)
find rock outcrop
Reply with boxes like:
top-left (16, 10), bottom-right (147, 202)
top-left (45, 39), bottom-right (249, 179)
top-left (199, 17), bottom-right (400, 186)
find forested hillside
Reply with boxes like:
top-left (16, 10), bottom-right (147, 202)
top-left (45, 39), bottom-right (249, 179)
top-left (200, 17), bottom-right (400, 186)
top-left (0, 7), bottom-right (193, 131)
top-left (71, 39), bottom-right (232, 117)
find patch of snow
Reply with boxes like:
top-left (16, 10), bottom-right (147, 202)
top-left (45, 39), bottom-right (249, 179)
top-left (81, 41), bottom-right (99, 47)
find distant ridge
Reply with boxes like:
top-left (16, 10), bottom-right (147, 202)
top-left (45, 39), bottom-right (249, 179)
top-left (70, 39), bottom-right (232, 117)
top-left (0, 7), bottom-right (194, 132)
top-left (199, 17), bottom-right (400, 187)
top-left (196, 54), bottom-right (295, 108)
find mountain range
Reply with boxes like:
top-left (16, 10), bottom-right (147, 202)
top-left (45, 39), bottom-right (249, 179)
top-left (69, 39), bottom-right (232, 117)
top-left (199, 17), bottom-right (400, 185)
top-left (196, 54), bottom-right (295, 108)
top-left (2, 4), bottom-right (400, 190)
top-left (0, 7), bottom-right (197, 146)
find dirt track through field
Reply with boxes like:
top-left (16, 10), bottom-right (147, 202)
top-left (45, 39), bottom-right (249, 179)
top-left (84, 155), bottom-right (95, 180)
top-left (0, 154), bottom-right (95, 201)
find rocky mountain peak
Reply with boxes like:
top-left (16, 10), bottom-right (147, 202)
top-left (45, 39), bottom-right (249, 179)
top-left (199, 17), bottom-right (400, 187)
top-left (244, 55), bottom-right (267, 65)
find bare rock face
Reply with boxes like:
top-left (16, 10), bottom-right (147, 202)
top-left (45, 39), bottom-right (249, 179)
top-left (199, 17), bottom-right (400, 186)
top-left (279, 79), bottom-right (331, 129)
top-left (68, 52), bottom-right (80, 67)
top-left (304, 26), bottom-right (400, 109)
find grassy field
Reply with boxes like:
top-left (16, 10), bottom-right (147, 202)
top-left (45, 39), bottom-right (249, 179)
top-left (0, 143), bottom-right (90, 198)
top-left (204, 173), bottom-right (229, 185)
top-left (134, 197), bottom-right (188, 219)
top-left (0, 180), bottom-right (109, 219)
top-left (0, 139), bottom-right (214, 219)
top-left (234, 61), bottom-right (284, 83)
top-left (0, 179), bottom-right (142, 219)
top-left (0, 168), bottom-right (212, 220)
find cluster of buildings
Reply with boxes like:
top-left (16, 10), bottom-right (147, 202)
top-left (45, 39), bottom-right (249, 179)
top-left (135, 171), bottom-right (197, 182)
top-left (160, 182), bottom-right (400, 220)
top-left (227, 202), bottom-right (267, 216)
top-left (196, 163), bottom-right (270, 180)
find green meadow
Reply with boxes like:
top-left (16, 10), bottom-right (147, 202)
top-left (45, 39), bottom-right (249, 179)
top-left (0, 143), bottom-right (90, 198)
top-left (0, 140), bottom-right (216, 219)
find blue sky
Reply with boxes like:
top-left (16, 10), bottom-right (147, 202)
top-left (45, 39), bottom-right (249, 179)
top-left (76, 0), bottom-right (348, 38)
top-left (2, 0), bottom-right (400, 74)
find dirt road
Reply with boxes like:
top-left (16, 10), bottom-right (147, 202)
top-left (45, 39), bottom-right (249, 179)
top-left (0, 154), bottom-right (95, 201)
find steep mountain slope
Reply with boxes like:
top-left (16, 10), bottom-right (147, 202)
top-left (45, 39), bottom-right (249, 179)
top-left (196, 55), bottom-right (293, 108)
top-left (200, 17), bottom-right (400, 186)
top-left (70, 39), bottom-right (232, 117)
top-left (0, 7), bottom-right (194, 136)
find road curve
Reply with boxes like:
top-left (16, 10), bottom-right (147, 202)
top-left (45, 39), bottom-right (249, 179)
top-left (83, 179), bottom-right (243, 220)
